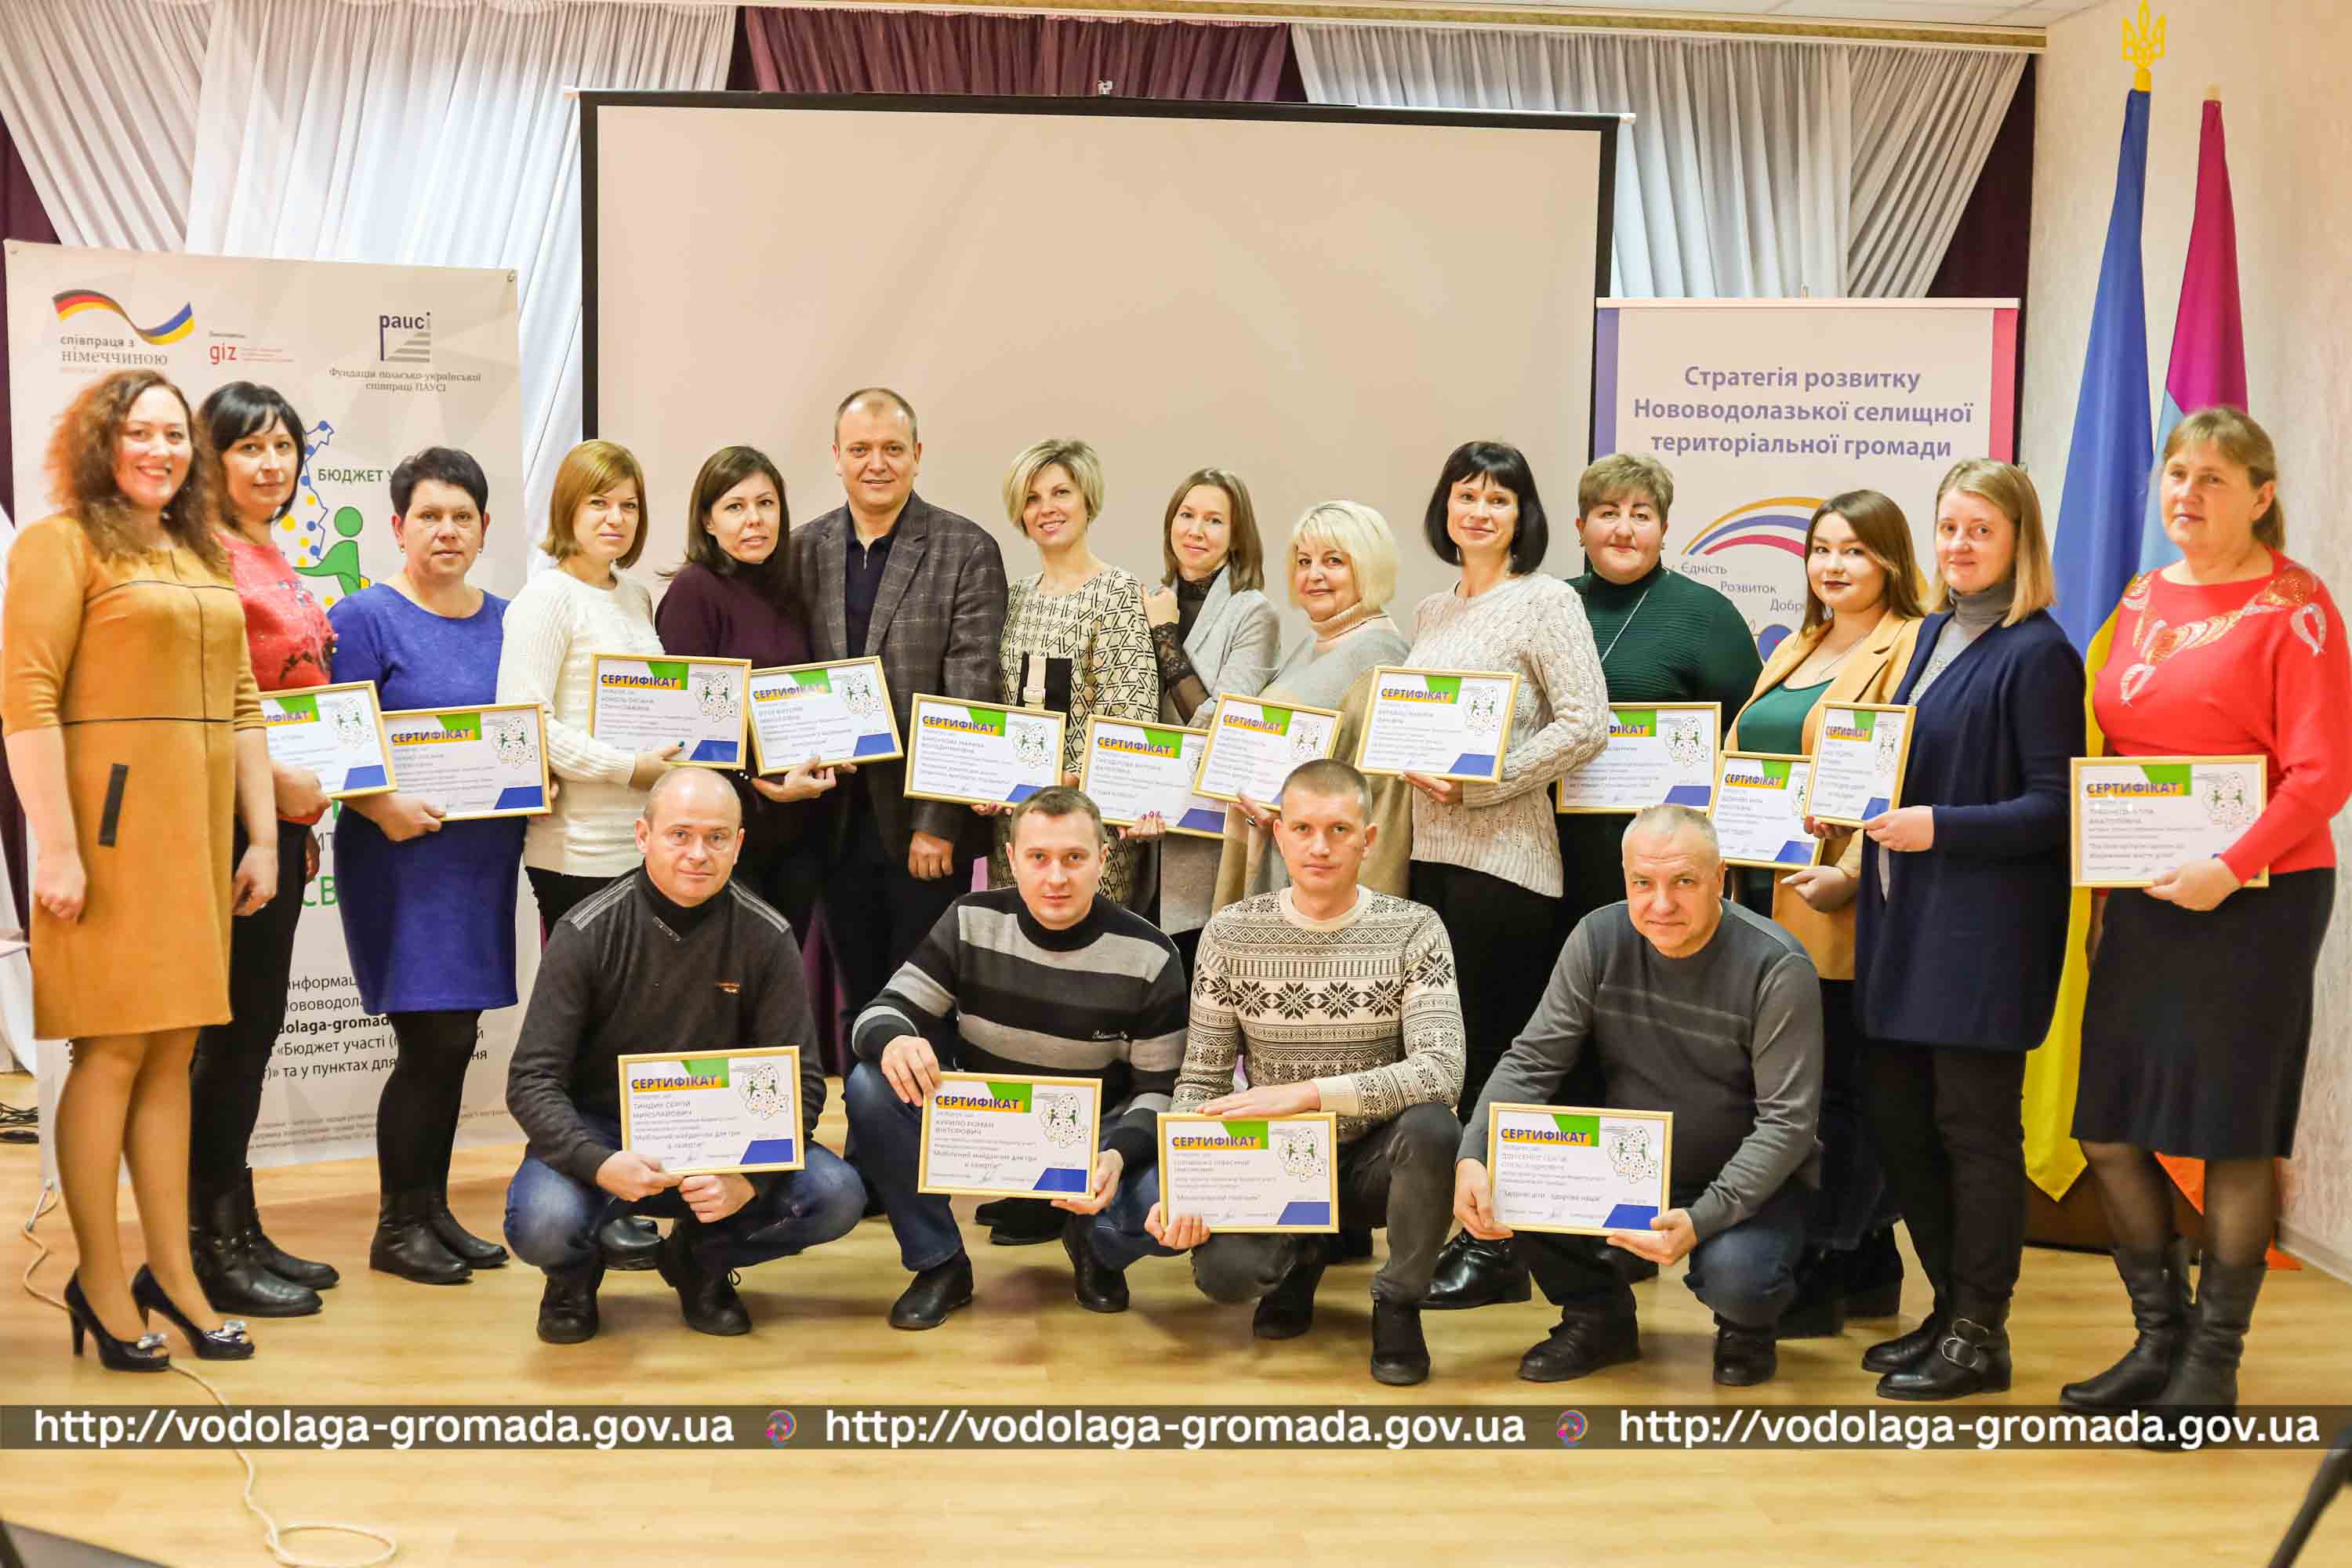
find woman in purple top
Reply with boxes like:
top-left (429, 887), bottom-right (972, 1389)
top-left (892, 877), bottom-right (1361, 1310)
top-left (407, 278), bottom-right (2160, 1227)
top-left (655, 446), bottom-right (838, 940)
top-left (330, 448), bottom-right (526, 1287)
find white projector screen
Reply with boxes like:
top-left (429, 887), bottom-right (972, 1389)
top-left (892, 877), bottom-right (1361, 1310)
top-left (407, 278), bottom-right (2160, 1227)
top-left (586, 95), bottom-right (1614, 637)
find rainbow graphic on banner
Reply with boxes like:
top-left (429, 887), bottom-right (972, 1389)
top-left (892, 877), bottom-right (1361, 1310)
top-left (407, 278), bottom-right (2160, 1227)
top-left (51, 289), bottom-right (195, 345)
top-left (1681, 500), bottom-right (1814, 563)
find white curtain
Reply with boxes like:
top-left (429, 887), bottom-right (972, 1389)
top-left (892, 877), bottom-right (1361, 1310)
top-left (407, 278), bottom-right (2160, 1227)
top-left (0, 0), bottom-right (214, 250)
top-left (183, 0), bottom-right (732, 536)
top-left (1293, 24), bottom-right (2024, 300)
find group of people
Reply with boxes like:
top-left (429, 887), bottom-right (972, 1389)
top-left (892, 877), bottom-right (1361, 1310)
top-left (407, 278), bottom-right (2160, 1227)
top-left (6, 370), bottom-right (2344, 1414)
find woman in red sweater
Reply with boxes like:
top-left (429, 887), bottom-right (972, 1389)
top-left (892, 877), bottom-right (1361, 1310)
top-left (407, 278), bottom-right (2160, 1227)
top-left (2067, 408), bottom-right (2351, 1420)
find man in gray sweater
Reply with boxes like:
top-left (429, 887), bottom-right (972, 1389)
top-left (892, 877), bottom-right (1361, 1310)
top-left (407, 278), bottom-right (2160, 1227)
top-left (504, 770), bottom-right (865, 1345)
top-left (1455, 804), bottom-right (1821, 1386)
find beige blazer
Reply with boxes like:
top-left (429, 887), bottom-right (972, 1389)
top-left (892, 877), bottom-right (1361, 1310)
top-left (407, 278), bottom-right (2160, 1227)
top-left (1726, 612), bottom-right (1925, 980)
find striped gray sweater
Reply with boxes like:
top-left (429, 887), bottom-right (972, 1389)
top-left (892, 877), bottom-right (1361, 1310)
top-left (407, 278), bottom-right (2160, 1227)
top-left (852, 889), bottom-right (1187, 1171)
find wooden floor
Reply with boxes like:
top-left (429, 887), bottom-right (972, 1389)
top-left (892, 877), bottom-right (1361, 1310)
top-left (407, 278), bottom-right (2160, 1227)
top-left (4, 1070), bottom-right (2349, 1566)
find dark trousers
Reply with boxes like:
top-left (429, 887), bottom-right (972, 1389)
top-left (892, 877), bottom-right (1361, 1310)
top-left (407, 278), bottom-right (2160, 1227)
top-left (376, 1010), bottom-right (481, 1196)
top-left (1407, 861), bottom-right (1562, 1118)
top-left (1813, 979), bottom-right (1898, 1253)
top-left (525, 867), bottom-right (620, 938)
top-left (735, 826), bottom-right (822, 948)
top-left (825, 806), bottom-right (975, 1024)
top-left (189, 819), bottom-right (311, 1185)
top-left (1189, 1102), bottom-right (1461, 1306)
top-left (1511, 1183), bottom-right (1809, 1328)
top-left (1865, 1042), bottom-right (2028, 1313)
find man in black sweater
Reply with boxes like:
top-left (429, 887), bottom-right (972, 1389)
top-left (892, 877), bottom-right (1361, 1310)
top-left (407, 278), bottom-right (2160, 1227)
top-left (844, 787), bottom-right (1188, 1330)
top-left (504, 769), bottom-right (865, 1344)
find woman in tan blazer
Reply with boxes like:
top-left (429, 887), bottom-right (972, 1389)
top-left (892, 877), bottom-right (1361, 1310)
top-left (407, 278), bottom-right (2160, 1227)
top-left (1726, 489), bottom-right (1926, 1345)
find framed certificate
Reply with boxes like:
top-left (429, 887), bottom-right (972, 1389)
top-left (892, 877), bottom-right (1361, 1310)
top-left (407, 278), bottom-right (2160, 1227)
top-left (1191, 696), bottom-right (1342, 804)
top-left (1077, 718), bottom-right (1227, 839)
top-left (2071, 755), bottom-right (2270, 890)
top-left (746, 657), bottom-right (903, 773)
top-left (1486, 1103), bottom-right (1674, 1238)
top-left (1156, 1113), bottom-right (1340, 1233)
top-left (1352, 666), bottom-right (1521, 784)
top-left (916, 1073), bottom-right (1102, 1199)
top-left (1556, 702), bottom-right (1722, 814)
top-left (1710, 752), bottom-right (1822, 870)
top-left (1804, 702), bottom-right (1915, 829)
top-left (379, 702), bottom-right (551, 821)
top-left (586, 653), bottom-right (751, 769)
top-left (902, 695), bottom-right (1066, 807)
top-left (615, 1047), bottom-right (804, 1176)
top-left (260, 680), bottom-right (396, 799)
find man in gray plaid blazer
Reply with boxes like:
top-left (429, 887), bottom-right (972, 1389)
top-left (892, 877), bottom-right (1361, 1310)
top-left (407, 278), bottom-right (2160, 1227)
top-left (787, 388), bottom-right (1008, 1022)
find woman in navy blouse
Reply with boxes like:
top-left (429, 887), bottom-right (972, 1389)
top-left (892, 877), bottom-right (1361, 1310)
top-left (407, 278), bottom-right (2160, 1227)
top-left (331, 448), bottom-right (528, 1287)
top-left (1851, 459), bottom-right (2082, 1401)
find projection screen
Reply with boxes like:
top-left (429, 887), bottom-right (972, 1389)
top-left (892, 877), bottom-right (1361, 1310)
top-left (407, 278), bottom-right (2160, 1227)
top-left (585, 94), bottom-right (1615, 636)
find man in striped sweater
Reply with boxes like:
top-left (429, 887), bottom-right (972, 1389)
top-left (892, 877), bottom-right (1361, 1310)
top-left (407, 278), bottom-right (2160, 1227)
top-left (844, 787), bottom-right (1188, 1329)
top-left (1145, 760), bottom-right (1466, 1386)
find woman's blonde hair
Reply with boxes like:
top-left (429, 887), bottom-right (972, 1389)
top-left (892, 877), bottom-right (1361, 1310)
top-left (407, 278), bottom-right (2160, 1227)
top-left (2161, 406), bottom-right (2284, 551)
top-left (1800, 489), bottom-right (1928, 633)
top-left (46, 368), bottom-right (224, 570)
top-left (1286, 500), bottom-right (1398, 614)
top-left (1003, 438), bottom-right (1105, 536)
top-left (1928, 459), bottom-right (2055, 626)
top-left (543, 439), bottom-right (649, 569)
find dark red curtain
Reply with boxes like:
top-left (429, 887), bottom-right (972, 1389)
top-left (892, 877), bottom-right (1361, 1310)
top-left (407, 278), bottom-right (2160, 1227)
top-left (738, 7), bottom-right (1295, 100)
top-left (0, 114), bottom-right (57, 927)
top-left (1929, 58), bottom-right (2034, 428)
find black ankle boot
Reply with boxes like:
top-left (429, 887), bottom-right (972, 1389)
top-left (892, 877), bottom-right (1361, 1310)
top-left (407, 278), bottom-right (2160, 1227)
top-left (235, 1169), bottom-right (338, 1290)
top-left (429, 1185), bottom-right (509, 1269)
top-left (370, 1189), bottom-right (471, 1284)
top-left (1370, 1301), bottom-right (1430, 1385)
top-left (1714, 1316), bottom-right (1779, 1386)
top-left (2154, 1259), bottom-right (2266, 1412)
top-left (598, 1214), bottom-right (664, 1271)
top-left (2061, 1239), bottom-right (2190, 1411)
top-left (1861, 1303), bottom-right (1948, 1374)
top-left (1061, 1211), bottom-right (1129, 1314)
top-left (1876, 1301), bottom-right (2010, 1401)
top-left (1423, 1232), bottom-right (1531, 1310)
top-left (190, 1180), bottom-right (321, 1317)
top-left (1253, 1244), bottom-right (1327, 1340)
top-left (537, 1262), bottom-right (604, 1344)
top-left (889, 1253), bottom-right (975, 1330)
top-left (658, 1220), bottom-right (750, 1336)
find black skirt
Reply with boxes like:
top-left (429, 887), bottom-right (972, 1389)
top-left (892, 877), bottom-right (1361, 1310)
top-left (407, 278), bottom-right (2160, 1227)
top-left (2072, 868), bottom-right (2336, 1159)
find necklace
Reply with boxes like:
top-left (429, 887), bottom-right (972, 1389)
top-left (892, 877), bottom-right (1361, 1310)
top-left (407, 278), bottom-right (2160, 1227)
top-left (1596, 583), bottom-right (1655, 668)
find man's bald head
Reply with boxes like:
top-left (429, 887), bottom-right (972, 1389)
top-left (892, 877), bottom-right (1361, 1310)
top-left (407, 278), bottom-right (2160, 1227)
top-left (636, 768), bottom-right (744, 909)
top-left (642, 765), bottom-right (742, 829)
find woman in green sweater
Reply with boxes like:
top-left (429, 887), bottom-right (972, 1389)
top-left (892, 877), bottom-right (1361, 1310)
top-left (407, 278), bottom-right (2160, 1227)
top-left (1426, 452), bottom-right (1762, 1311)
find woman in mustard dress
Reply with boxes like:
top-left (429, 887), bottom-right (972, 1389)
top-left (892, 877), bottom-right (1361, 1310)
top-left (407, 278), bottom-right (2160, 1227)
top-left (2, 370), bottom-right (280, 1369)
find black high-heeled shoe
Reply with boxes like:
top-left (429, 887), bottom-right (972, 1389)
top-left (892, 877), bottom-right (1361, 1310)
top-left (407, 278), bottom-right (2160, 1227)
top-left (64, 1273), bottom-right (170, 1372)
top-left (132, 1265), bottom-right (255, 1360)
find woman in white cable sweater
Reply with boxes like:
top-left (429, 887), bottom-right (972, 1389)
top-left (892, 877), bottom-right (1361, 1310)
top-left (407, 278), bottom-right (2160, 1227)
top-left (495, 439), bottom-right (679, 932)
top-left (1398, 441), bottom-right (1608, 1310)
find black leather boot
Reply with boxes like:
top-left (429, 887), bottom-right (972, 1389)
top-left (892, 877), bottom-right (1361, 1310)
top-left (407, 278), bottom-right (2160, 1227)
top-left (537, 1262), bottom-right (603, 1344)
top-left (235, 1170), bottom-right (339, 1290)
top-left (370, 1189), bottom-right (472, 1285)
top-left (1714, 1316), bottom-right (1779, 1386)
top-left (889, 1253), bottom-right (975, 1330)
top-left (191, 1179), bottom-right (321, 1317)
top-left (986, 1197), bottom-right (1063, 1247)
top-left (2154, 1259), bottom-right (2265, 1412)
top-left (1517, 1311), bottom-right (1641, 1382)
top-left (1253, 1243), bottom-right (1327, 1340)
top-left (1422, 1232), bottom-right (1532, 1310)
top-left (658, 1219), bottom-right (750, 1336)
top-left (429, 1184), bottom-right (509, 1269)
top-left (2061, 1239), bottom-right (2190, 1411)
top-left (1062, 1211), bottom-right (1129, 1314)
top-left (1370, 1301), bottom-right (1431, 1386)
top-left (1861, 1302), bottom-right (1948, 1374)
top-left (597, 1214), bottom-right (664, 1271)
top-left (1876, 1300), bottom-right (2010, 1400)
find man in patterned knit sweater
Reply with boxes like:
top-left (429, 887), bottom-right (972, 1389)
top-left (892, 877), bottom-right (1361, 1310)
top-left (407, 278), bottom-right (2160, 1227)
top-left (845, 787), bottom-right (1188, 1330)
top-left (1146, 760), bottom-right (1465, 1385)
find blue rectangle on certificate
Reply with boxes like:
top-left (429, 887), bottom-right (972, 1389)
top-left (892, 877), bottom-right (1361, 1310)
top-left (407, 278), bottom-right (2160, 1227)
top-left (1602, 1203), bottom-right (1660, 1230)
top-left (492, 785), bottom-right (546, 811)
top-left (1029, 1166), bottom-right (1087, 1192)
top-left (1774, 839), bottom-right (1813, 865)
top-left (739, 1137), bottom-right (795, 1165)
top-left (1664, 783), bottom-right (1713, 806)
top-left (1177, 807), bottom-right (1227, 833)
top-left (1864, 794), bottom-right (1892, 819)
top-left (343, 764), bottom-right (389, 793)
top-left (687, 739), bottom-right (740, 764)
top-left (852, 731), bottom-right (896, 757)
top-left (1007, 782), bottom-right (1044, 802)
top-left (1274, 1201), bottom-right (1332, 1227)
top-left (1448, 753), bottom-right (1497, 777)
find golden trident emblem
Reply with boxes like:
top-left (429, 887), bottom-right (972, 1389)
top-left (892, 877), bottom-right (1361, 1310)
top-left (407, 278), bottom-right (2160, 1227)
top-left (2123, 3), bottom-right (2166, 92)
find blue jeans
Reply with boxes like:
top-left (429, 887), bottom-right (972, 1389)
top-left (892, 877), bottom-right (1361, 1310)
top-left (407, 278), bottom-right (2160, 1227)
top-left (1087, 1156), bottom-right (1181, 1274)
top-left (1515, 1181), bottom-right (1809, 1329)
top-left (503, 1113), bottom-right (866, 1277)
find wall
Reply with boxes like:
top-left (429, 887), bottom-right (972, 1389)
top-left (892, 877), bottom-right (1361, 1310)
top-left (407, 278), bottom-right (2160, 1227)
top-left (2024, 0), bottom-right (2352, 1272)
